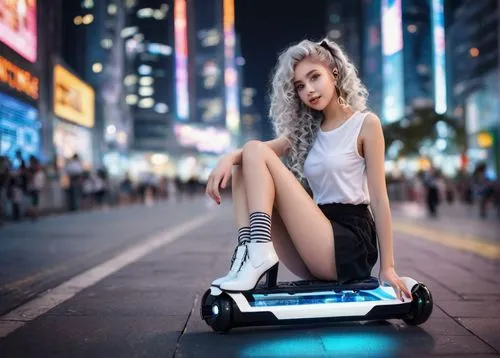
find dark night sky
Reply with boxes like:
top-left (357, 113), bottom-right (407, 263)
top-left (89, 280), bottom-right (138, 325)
top-left (234, 0), bottom-right (327, 137)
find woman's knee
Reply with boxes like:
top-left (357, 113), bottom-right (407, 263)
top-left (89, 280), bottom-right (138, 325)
top-left (242, 140), bottom-right (266, 162)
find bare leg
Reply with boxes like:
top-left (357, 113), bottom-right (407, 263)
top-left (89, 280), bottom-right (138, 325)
top-left (242, 140), bottom-right (337, 280)
top-left (233, 165), bottom-right (313, 279)
top-left (211, 166), bottom-right (250, 287)
top-left (231, 165), bottom-right (249, 228)
top-left (271, 209), bottom-right (314, 279)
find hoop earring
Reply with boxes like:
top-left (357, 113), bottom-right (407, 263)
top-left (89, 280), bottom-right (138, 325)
top-left (335, 85), bottom-right (346, 106)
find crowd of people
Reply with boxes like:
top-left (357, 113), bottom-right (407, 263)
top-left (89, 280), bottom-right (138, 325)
top-left (387, 162), bottom-right (500, 219)
top-left (0, 151), bottom-right (205, 226)
top-left (0, 151), bottom-right (46, 224)
top-left (1, 150), bottom-right (498, 226)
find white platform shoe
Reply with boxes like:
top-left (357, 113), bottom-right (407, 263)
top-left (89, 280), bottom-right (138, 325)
top-left (211, 245), bottom-right (247, 287)
top-left (220, 242), bottom-right (279, 292)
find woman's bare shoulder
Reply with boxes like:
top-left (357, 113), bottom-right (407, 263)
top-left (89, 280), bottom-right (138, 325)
top-left (361, 112), bottom-right (383, 136)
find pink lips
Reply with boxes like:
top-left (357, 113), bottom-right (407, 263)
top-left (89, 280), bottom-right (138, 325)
top-left (309, 96), bottom-right (321, 105)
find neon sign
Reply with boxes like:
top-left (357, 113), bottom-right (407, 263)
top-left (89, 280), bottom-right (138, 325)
top-left (0, 0), bottom-right (37, 62)
top-left (0, 56), bottom-right (39, 100)
top-left (174, 0), bottom-right (189, 120)
top-left (431, 0), bottom-right (447, 114)
top-left (223, 0), bottom-right (240, 134)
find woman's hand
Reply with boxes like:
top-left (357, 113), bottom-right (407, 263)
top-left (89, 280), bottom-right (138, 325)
top-left (379, 266), bottom-right (412, 301)
top-left (205, 154), bottom-right (234, 205)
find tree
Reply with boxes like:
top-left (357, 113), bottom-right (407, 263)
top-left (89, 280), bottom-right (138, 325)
top-left (383, 106), bottom-right (466, 158)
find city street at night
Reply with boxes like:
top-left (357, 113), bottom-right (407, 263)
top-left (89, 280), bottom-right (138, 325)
top-left (1, 0), bottom-right (500, 357)
top-left (0, 199), bottom-right (499, 357)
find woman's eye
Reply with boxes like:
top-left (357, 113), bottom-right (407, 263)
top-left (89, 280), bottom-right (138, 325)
top-left (296, 84), bottom-right (304, 91)
top-left (311, 73), bottom-right (320, 81)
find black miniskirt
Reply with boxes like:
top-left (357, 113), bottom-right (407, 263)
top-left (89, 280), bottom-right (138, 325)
top-left (318, 203), bottom-right (378, 283)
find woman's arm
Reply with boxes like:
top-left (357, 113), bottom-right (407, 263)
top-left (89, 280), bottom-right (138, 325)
top-left (229, 136), bottom-right (290, 165)
top-left (361, 113), bottom-right (394, 269)
top-left (206, 136), bottom-right (290, 204)
top-left (362, 112), bottom-right (411, 300)
top-left (362, 113), bottom-right (394, 269)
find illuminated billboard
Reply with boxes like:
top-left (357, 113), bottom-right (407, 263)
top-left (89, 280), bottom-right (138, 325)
top-left (174, 0), bottom-right (189, 120)
top-left (0, 92), bottom-right (40, 162)
top-left (431, 0), bottom-right (447, 114)
top-left (0, 56), bottom-right (38, 100)
top-left (53, 64), bottom-right (95, 128)
top-left (193, 3), bottom-right (225, 125)
top-left (0, 0), bottom-right (37, 62)
top-left (381, 0), bottom-right (402, 56)
top-left (223, 0), bottom-right (240, 134)
top-left (381, 0), bottom-right (404, 124)
top-left (174, 124), bottom-right (231, 154)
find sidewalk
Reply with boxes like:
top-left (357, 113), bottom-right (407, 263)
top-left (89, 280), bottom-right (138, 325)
top-left (391, 201), bottom-right (500, 261)
top-left (391, 201), bottom-right (499, 242)
top-left (0, 201), bottom-right (499, 357)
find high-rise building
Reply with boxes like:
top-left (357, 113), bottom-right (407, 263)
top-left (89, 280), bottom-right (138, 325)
top-left (446, 0), bottom-right (499, 178)
top-left (327, 0), bottom-right (431, 123)
top-left (402, 0), bottom-right (434, 109)
top-left (172, 0), bottom-right (239, 168)
top-left (361, 0), bottom-right (383, 117)
top-left (187, 0), bottom-right (225, 127)
top-left (357, 0), bottom-right (466, 176)
top-left (167, 0), bottom-right (241, 181)
top-left (370, 0), bottom-right (442, 123)
top-left (325, 0), bottom-right (363, 70)
top-left (61, 0), bottom-right (132, 173)
top-left (447, 0), bottom-right (498, 106)
top-left (124, 1), bottom-right (175, 157)
top-left (34, 0), bottom-right (65, 164)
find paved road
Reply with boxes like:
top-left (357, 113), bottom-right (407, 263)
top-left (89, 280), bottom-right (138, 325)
top-left (0, 198), bottom-right (499, 357)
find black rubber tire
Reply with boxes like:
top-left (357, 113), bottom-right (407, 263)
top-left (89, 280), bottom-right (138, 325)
top-left (200, 290), bottom-right (233, 333)
top-left (200, 289), bottom-right (212, 325)
top-left (403, 283), bottom-right (433, 325)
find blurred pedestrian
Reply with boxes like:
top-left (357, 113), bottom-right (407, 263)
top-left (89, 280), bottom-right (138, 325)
top-left (444, 178), bottom-right (455, 205)
top-left (15, 150), bottom-right (28, 194)
top-left (473, 162), bottom-right (494, 218)
top-left (174, 176), bottom-right (184, 203)
top-left (15, 150), bottom-right (30, 217)
top-left (81, 171), bottom-right (94, 210)
top-left (26, 156), bottom-right (45, 220)
top-left (7, 174), bottom-right (23, 221)
top-left (93, 168), bottom-right (108, 209)
top-left (66, 154), bottom-right (84, 211)
top-left (0, 156), bottom-right (10, 226)
top-left (423, 168), bottom-right (440, 218)
top-left (119, 173), bottom-right (133, 205)
top-left (187, 175), bottom-right (198, 199)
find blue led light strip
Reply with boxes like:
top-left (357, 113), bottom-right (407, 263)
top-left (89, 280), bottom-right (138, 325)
top-left (250, 290), bottom-right (383, 307)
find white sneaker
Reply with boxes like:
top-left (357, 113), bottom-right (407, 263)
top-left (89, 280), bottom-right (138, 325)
top-left (220, 242), bottom-right (279, 291)
top-left (211, 245), bottom-right (247, 287)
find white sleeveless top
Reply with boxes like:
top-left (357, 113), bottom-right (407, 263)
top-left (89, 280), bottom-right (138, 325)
top-left (303, 111), bottom-right (370, 205)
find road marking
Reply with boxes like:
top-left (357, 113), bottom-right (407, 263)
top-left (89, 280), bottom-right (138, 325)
top-left (0, 199), bottom-right (213, 293)
top-left (0, 212), bottom-right (216, 338)
top-left (1, 247), bottom-right (111, 292)
top-left (393, 220), bottom-right (500, 260)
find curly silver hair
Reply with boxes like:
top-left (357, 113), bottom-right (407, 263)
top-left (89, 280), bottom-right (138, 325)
top-left (269, 38), bottom-right (369, 184)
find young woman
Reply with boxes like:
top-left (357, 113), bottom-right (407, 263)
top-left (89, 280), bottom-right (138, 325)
top-left (206, 38), bottom-right (412, 301)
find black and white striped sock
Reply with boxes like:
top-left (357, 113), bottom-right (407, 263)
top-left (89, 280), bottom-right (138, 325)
top-left (249, 212), bottom-right (272, 243)
top-left (237, 227), bottom-right (251, 246)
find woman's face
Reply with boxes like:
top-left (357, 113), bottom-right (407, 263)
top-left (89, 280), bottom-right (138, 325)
top-left (293, 57), bottom-right (336, 111)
